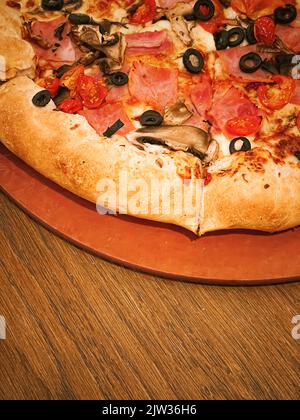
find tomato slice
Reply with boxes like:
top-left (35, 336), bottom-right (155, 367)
top-left (258, 75), bottom-right (295, 110)
top-left (46, 77), bottom-right (60, 97)
top-left (60, 65), bottom-right (85, 97)
top-left (204, 171), bottom-right (213, 186)
top-left (129, 0), bottom-right (156, 24)
top-left (76, 74), bottom-right (107, 109)
top-left (254, 16), bottom-right (275, 46)
top-left (200, 16), bottom-right (223, 34)
top-left (58, 98), bottom-right (83, 114)
top-left (37, 77), bottom-right (60, 97)
top-left (225, 116), bottom-right (262, 136)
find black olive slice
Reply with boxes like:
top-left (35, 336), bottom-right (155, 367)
top-left (109, 72), bottom-right (129, 87)
top-left (276, 53), bottom-right (296, 75)
top-left (68, 13), bottom-right (92, 25)
top-left (183, 48), bottom-right (205, 74)
top-left (294, 151), bottom-right (300, 161)
top-left (137, 137), bottom-right (163, 146)
top-left (240, 52), bottom-right (262, 73)
top-left (193, 0), bottom-right (215, 22)
top-left (228, 27), bottom-right (245, 48)
top-left (41, 0), bottom-right (63, 11)
top-left (184, 14), bottom-right (196, 21)
top-left (32, 90), bottom-right (52, 107)
top-left (99, 20), bottom-right (112, 35)
top-left (214, 30), bottom-right (229, 50)
top-left (53, 87), bottom-right (70, 107)
top-left (140, 111), bottom-right (163, 127)
top-left (246, 23), bottom-right (257, 45)
top-left (103, 120), bottom-right (124, 138)
top-left (261, 59), bottom-right (279, 75)
top-left (229, 137), bottom-right (252, 155)
top-left (55, 64), bottom-right (72, 79)
top-left (276, 53), bottom-right (295, 65)
top-left (274, 4), bottom-right (297, 25)
top-left (218, 0), bottom-right (231, 7)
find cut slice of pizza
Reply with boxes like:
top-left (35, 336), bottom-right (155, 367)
top-left (0, 75), bottom-right (206, 233)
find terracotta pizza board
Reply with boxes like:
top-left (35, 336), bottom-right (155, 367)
top-left (0, 144), bottom-right (299, 285)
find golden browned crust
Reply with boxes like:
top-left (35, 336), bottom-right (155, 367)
top-left (0, 1), bottom-right (35, 81)
top-left (0, 77), bottom-right (202, 233)
top-left (200, 148), bottom-right (300, 234)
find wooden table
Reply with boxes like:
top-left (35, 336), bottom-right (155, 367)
top-left (0, 192), bottom-right (299, 400)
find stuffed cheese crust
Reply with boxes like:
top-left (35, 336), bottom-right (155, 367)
top-left (1, 0), bottom-right (300, 235)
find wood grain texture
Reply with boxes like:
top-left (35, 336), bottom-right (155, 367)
top-left (0, 191), bottom-right (299, 400)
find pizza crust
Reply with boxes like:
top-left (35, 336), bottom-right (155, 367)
top-left (200, 148), bottom-right (300, 234)
top-left (0, 76), bottom-right (202, 233)
top-left (0, 1), bottom-right (35, 81)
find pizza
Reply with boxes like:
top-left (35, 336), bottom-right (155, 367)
top-left (1, 0), bottom-right (300, 235)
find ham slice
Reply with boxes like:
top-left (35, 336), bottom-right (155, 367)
top-left (290, 80), bottom-right (300, 105)
top-left (106, 85), bottom-right (130, 104)
top-left (231, 0), bottom-right (295, 19)
top-left (183, 75), bottom-right (212, 131)
top-left (79, 103), bottom-right (134, 136)
top-left (31, 17), bottom-right (78, 67)
top-left (218, 45), bottom-right (272, 83)
top-left (129, 61), bottom-right (178, 109)
top-left (126, 30), bottom-right (173, 56)
top-left (208, 82), bottom-right (260, 135)
top-left (185, 114), bottom-right (210, 132)
top-left (291, 10), bottom-right (300, 28)
top-left (189, 75), bottom-right (213, 120)
top-left (275, 25), bottom-right (300, 53)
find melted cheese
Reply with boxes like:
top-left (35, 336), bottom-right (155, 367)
top-left (191, 26), bottom-right (216, 53)
top-left (223, 7), bottom-right (239, 20)
top-left (213, 133), bottom-right (231, 157)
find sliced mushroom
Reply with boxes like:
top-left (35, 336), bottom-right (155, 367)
top-left (204, 139), bottom-right (219, 164)
top-left (101, 33), bottom-right (120, 47)
top-left (71, 25), bottom-right (102, 51)
top-left (167, 3), bottom-right (194, 17)
top-left (78, 50), bottom-right (103, 66)
top-left (99, 57), bottom-right (123, 74)
top-left (104, 32), bottom-right (126, 69)
top-left (168, 15), bottom-right (192, 47)
top-left (127, 125), bottom-right (210, 160)
top-left (70, 24), bottom-right (126, 69)
top-left (79, 26), bottom-right (102, 50)
top-left (164, 102), bottom-right (192, 125)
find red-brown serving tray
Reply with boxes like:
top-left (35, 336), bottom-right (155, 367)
top-left (0, 144), bottom-right (299, 285)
